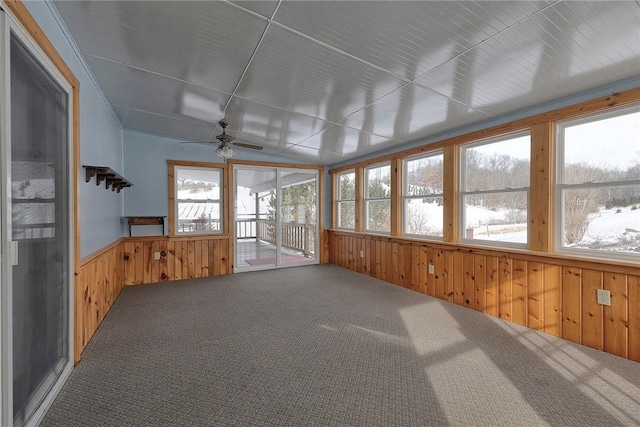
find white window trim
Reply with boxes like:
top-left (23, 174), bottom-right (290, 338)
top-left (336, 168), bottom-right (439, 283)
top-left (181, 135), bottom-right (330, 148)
top-left (459, 131), bottom-right (531, 249)
top-left (402, 151), bottom-right (444, 240)
top-left (364, 162), bottom-right (391, 234)
top-left (555, 105), bottom-right (640, 262)
top-left (174, 165), bottom-right (223, 235)
top-left (336, 169), bottom-right (355, 230)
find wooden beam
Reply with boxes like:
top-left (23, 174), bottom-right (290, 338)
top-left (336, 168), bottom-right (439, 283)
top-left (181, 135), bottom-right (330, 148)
top-left (529, 122), bottom-right (554, 252)
top-left (167, 162), bottom-right (176, 236)
top-left (390, 157), bottom-right (402, 236)
top-left (442, 145), bottom-right (459, 243)
top-left (355, 167), bottom-right (364, 232)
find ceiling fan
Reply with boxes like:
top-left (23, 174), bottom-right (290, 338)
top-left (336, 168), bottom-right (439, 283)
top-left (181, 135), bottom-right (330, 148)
top-left (183, 120), bottom-right (263, 159)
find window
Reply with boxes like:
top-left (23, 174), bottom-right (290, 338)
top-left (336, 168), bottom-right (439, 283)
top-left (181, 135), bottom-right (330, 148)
top-left (556, 106), bottom-right (640, 259)
top-left (174, 165), bottom-right (223, 234)
top-left (336, 170), bottom-right (356, 229)
top-left (460, 132), bottom-right (531, 246)
top-left (365, 163), bottom-right (391, 233)
top-left (403, 151), bottom-right (444, 238)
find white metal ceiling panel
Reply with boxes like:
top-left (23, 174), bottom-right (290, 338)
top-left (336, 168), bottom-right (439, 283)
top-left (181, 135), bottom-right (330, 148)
top-left (114, 107), bottom-right (216, 142)
top-left (274, 1), bottom-right (552, 80)
top-left (234, 25), bottom-right (406, 122)
top-left (86, 56), bottom-right (229, 126)
top-left (231, 1), bottom-right (279, 18)
top-left (340, 83), bottom-right (493, 142)
top-left (293, 124), bottom-right (400, 159)
top-left (278, 144), bottom-right (351, 165)
top-left (415, 1), bottom-right (640, 118)
top-left (54, 1), bottom-right (267, 93)
top-left (223, 96), bottom-right (335, 148)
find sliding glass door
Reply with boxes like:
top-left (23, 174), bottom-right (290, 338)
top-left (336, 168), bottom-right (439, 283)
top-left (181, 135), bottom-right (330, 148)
top-left (1, 13), bottom-right (73, 427)
top-left (234, 166), bottom-right (319, 271)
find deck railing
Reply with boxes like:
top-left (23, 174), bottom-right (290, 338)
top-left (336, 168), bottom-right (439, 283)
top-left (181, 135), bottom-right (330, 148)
top-left (237, 216), bottom-right (315, 257)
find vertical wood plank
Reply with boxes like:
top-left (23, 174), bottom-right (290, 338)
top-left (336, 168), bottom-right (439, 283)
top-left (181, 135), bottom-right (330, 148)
top-left (158, 240), bottom-right (167, 281)
top-left (381, 240), bottom-right (389, 282)
top-left (629, 275), bottom-right (640, 362)
top-left (167, 241), bottom-right (175, 281)
top-left (187, 241), bottom-right (195, 278)
top-left (527, 262), bottom-right (544, 331)
top-left (603, 272), bottom-right (628, 358)
top-left (462, 253), bottom-right (475, 309)
top-left (143, 242), bottom-right (153, 284)
top-left (562, 267), bottom-right (582, 344)
top-left (212, 240), bottom-right (221, 276)
top-left (124, 242), bottom-right (135, 285)
top-left (474, 255), bottom-right (486, 313)
top-left (426, 248), bottom-right (436, 297)
top-left (434, 249), bottom-right (446, 300)
top-left (529, 122), bottom-right (554, 252)
top-left (391, 242), bottom-right (400, 285)
top-left (444, 250), bottom-right (454, 302)
top-left (544, 264), bottom-right (563, 337)
top-left (374, 240), bottom-right (381, 279)
top-left (134, 241), bottom-right (143, 285)
top-left (418, 246), bottom-right (428, 295)
top-left (201, 239), bottom-right (209, 277)
top-left (453, 252), bottom-right (464, 305)
top-left (193, 240), bottom-right (202, 278)
top-left (151, 240), bottom-right (160, 283)
top-left (512, 259), bottom-right (527, 326)
top-left (581, 269), bottom-right (604, 351)
top-left (485, 256), bottom-right (499, 317)
top-left (498, 258), bottom-right (512, 321)
top-left (220, 239), bottom-right (229, 275)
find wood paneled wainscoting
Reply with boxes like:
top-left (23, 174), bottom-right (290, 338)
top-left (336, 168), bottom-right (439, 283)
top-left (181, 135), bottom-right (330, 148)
top-left (123, 235), bottom-right (231, 285)
top-left (75, 240), bottom-right (125, 362)
top-left (328, 230), bottom-right (640, 362)
top-left (75, 234), bottom-right (232, 362)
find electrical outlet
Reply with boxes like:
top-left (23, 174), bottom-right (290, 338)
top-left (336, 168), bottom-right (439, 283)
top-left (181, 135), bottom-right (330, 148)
top-left (428, 264), bottom-right (434, 275)
top-left (154, 251), bottom-right (161, 260)
top-left (360, 250), bottom-right (364, 258)
top-left (597, 289), bottom-right (611, 306)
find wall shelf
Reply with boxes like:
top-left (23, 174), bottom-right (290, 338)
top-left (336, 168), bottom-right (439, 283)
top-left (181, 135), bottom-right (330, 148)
top-left (125, 216), bottom-right (166, 237)
top-left (83, 165), bottom-right (133, 192)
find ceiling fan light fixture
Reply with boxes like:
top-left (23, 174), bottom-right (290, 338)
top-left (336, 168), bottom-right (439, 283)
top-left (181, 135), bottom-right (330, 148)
top-left (215, 142), bottom-right (234, 159)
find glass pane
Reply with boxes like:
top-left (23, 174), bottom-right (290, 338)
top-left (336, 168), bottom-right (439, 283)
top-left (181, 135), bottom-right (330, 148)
top-left (11, 35), bottom-right (69, 425)
top-left (281, 171), bottom-right (317, 264)
top-left (176, 167), bottom-right (221, 233)
top-left (463, 134), bottom-right (530, 191)
top-left (366, 164), bottom-right (391, 198)
top-left (338, 172), bottom-right (355, 200)
top-left (563, 109), bottom-right (640, 185)
top-left (367, 199), bottom-right (390, 232)
top-left (235, 168), bottom-right (277, 268)
top-left (404, 197), bottom-right (443, 236)
top-left (562, 186), bottom-right (640, 254)
top-left (338, 201), bottom-right (355, 229)
top-left (463, 192), bottom-right (528, 244)
top-left (405, 153), bottom-right (443, 196)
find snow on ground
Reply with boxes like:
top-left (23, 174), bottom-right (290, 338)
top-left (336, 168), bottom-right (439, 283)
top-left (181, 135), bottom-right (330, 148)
top-left (575, 206), bottom-right (640, 252)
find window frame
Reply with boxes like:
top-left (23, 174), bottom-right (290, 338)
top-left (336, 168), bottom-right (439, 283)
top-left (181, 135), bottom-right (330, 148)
top-left (336, 169), bottom-right (356, 230)
top-left (459, 131), bottom-right (531, 249)
top-left (555, 104), bottom-right (640, 262)
top-left (169, 161), bottom-right (225, 236)
top-left (364, 162), bottom-right (392, 234)
top-left (402, 150), bottom-right (444, 240)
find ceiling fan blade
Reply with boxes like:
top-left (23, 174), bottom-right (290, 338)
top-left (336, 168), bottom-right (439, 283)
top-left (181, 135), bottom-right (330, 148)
top-left (233, 142), bottom-right (263, 150)
top-left (180, 141), bottom-right (214, 144)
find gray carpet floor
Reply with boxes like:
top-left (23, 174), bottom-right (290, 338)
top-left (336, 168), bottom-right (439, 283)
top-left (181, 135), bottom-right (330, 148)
top-left (43, 264), bottom-right (640, 426)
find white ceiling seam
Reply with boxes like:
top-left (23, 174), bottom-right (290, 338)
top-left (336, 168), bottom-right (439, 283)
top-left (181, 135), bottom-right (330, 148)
top-left (212, 0), bottom-right (284, 141)
top-left (84, 54), bottom-right (236, 99)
